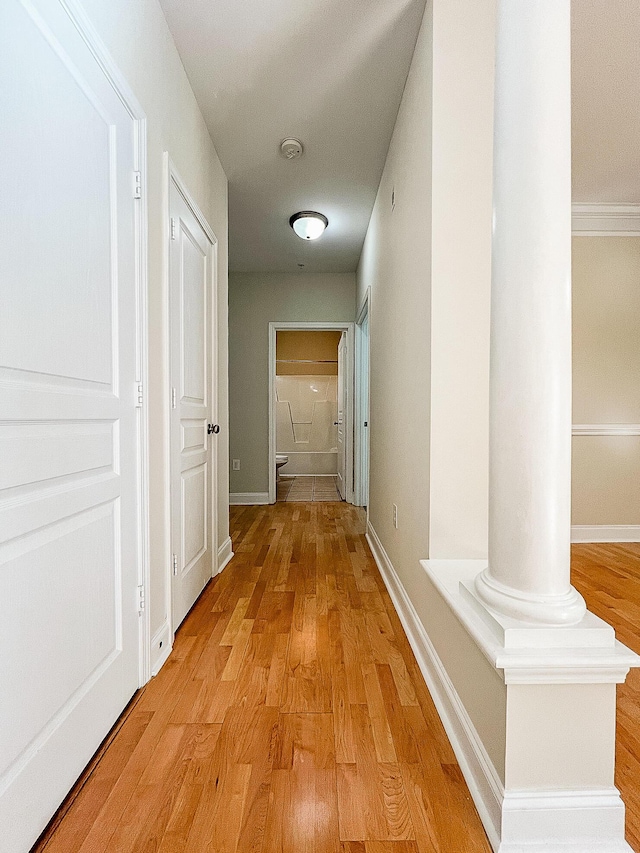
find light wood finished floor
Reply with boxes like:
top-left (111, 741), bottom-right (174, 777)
top-left (31, 511), bottom-right (640, 853)
top-left (571, 542), bottom-right (640, 853)
top-left (33, 503), bottom-right (491, 853)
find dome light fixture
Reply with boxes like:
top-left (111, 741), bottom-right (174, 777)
top-left (289, 210), bottom-right (328, 240)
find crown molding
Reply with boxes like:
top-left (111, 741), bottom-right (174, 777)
top-left (572, 203), bottom-right (640, 235)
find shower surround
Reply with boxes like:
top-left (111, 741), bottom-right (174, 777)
top-left (275, 375), bottom-right (338, 475)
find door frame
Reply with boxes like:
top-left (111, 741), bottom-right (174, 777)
top-left (163, 154), bottom-right (219, 659)
top-left (134, 115), bottom-right (151, 689)
top-left (354, 288), bottom-right (371, 510)
top-left (268, 321), bottom-right (355, 504)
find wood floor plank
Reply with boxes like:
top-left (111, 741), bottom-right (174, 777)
top-left (265, 632), bottom-right (290, 707)
top-left (362, 662), bottom-right (397, 763)
top-left (220, 618), bottom-right (254, 681)
top-left (265, 713), bottom-right (340, 853)
top-left (336, 704), bottom-right (415, 842)
top-left (220, 596), bottom-right (251, 645)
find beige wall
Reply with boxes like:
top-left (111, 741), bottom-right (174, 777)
top-left (356, 0), bottom-right (504, 779)
top-left (506, 684), bottom-right (616, 790)
top-left (572, 237), bottom-right (640, 526)
top-left (572, 436), bottom-right (640, 525)
top-left (429, 0), bottom-right (494, 558)
top-left (356, 5), bottom-right (433, 593)
top-left (78, 0), bottom-right (229, 639)
top-left (229, 273), bottom-right (356, 493)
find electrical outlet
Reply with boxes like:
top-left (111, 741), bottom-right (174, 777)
top-left (392, 503), bottom-right (398, 529)
top-left (232, 459), bottom-right (240, 471)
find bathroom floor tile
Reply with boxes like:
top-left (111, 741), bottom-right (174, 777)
top-left (277, 476), bottom-right (342, 503)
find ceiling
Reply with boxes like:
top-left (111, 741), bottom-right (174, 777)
top-left (158, 0), bottom-right (639, 273)
top-left (158, 0), bottom-right (427, 272)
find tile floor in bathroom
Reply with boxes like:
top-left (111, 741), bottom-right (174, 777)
top-left (276, 475), bottom-right (342, 502)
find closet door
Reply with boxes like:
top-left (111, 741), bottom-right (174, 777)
top-left (169, 177), bottom-right (215, 630)
top-left (336, 332), bottom-right (347, 499)
top-left (0, 2), bottom-right (141, 849)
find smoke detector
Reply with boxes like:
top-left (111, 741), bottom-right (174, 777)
top-left (280, 138), bottom-right (303, 160)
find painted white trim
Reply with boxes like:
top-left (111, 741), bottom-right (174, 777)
top-left (280, 472), bottom-right (337, 477)
top-left (366, 522), bottom-right (503, 849)
top-left (150, 620), bottom-right (172, 677)
top-left (571, 203), bottom-right (640, 235)
top-left (499, 788), bottom-right (631, 852)
top-left (424, 560), bottom-right (638, 684)
top-left (268, 321), bottom-right (355, 505)
top-left (356, 288), bottom-right (371, 326)
top-left (164, 155), bottom-right (219, 643)
top-left (572, 526), bottom-right (640, 544)
top-left (354, 288), bottom-right (370, 509)
top-left (365, 521), bottom-right (635, 852)
top-left (572, 424), bottom-right (640, 436)
top-left (217, 536), bottom-right (234, 573)
top-left (135, 115), bottom-right (151, 688)
top-left (230, 492), bottom-right (270, 505)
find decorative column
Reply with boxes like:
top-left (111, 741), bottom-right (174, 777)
top-left (474, 0), bottom-right (586, 624)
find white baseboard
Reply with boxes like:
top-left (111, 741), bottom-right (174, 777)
top-left (500, 789), bottom-right (629, 852)
top-left (217, 536), bottom-right (234, 573)
top-left (229, 492), bottom-right (270, 505)
top-left (365, 521), bottom-right (633, 853)
top-left (150, 619), bottom-right (172, 677)
top-left (572, 525), bottom-right (640, 543)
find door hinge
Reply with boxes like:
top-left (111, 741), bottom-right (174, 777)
top-left (136, 382), bottom-right (144, 408)
top-left (133, 171), bottom-right (142, 199)
top-left (172, 554), bottom-right (178, 576)
top-left (170, 217), bottom-right (177, 240)
top-left (137, 584), bottom-right (145, 613)
top-left (171, 387), bottom-right (177, 409)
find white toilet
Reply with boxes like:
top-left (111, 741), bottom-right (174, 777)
top-left (275, 454), bottom-right (289, 482)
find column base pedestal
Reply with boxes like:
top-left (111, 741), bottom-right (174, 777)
top-left (420, 558), bottom-right (640, 851)
top-left (474, 567), bottom-right (587, 626)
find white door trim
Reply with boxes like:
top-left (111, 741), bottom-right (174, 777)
top-left (268, 321), bottom-right (355, 505)
top-left (134, 118), bottom-right (151, 688)
top-left (354, 288), bottom-right (371, 510)
top-left (163, 154), bottom-right (218, 650)
top-left (52, 0), bottom-right (152, 690)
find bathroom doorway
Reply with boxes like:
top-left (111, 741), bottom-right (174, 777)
top-left (268, 322), bottom-right (355, 504)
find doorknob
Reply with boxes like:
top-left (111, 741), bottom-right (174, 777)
top-left (208, 423), bottom-right (220, 435)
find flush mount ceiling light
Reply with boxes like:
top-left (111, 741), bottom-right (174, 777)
top-left (289, 211), bottom-right (328, 240)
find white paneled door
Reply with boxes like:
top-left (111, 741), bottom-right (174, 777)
top-left (336, 332), bottom-right (347, 499)
top-left (0, 2), bottom-right (144, 851)
top-left (169, 177), bottom-right (215, 630)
